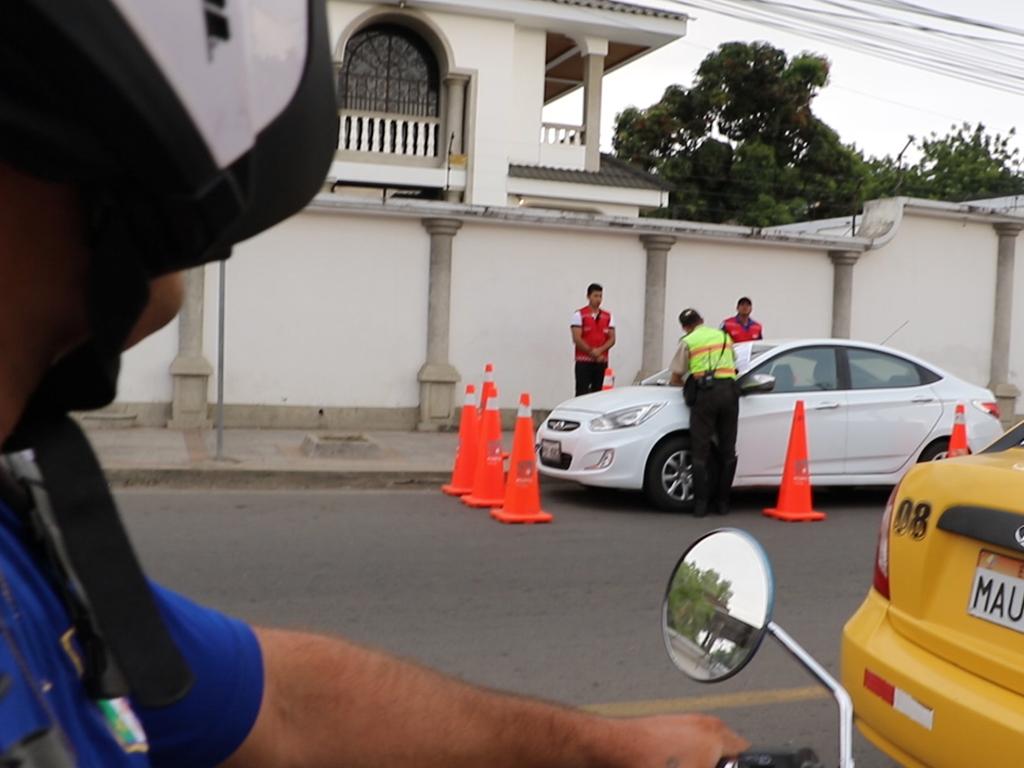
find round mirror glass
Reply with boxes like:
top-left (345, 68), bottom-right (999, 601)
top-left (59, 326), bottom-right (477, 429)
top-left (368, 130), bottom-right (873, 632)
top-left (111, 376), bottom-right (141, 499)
top-left (661, 528), bottom-right (774, 682)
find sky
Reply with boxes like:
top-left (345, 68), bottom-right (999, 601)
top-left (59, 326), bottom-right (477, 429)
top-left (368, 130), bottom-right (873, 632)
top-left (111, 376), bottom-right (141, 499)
top-left (685, 530), bottom-right (770, 627)
top-left (543, 1), bottom-right (1024, 163)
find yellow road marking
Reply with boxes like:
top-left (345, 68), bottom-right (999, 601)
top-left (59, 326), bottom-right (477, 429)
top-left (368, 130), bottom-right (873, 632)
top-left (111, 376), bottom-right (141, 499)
top-left (583, 685), bottom-right (830, 717)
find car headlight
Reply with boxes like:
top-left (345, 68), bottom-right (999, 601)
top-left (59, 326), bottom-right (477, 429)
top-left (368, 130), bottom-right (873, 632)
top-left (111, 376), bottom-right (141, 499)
top-left (590, 403), bottom-right (666, 431)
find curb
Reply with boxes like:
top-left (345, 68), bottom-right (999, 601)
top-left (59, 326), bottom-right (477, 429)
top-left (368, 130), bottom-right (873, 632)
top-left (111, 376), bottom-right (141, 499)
top-left (105, 467), bottom-right (452, 491)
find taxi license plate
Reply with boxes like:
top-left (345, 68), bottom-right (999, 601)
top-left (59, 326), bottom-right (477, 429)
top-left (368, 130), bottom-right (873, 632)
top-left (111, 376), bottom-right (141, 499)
top-left (540, 439), bottom-right (562, 463)
top-left (968, 550), bottom-right (1024, 633)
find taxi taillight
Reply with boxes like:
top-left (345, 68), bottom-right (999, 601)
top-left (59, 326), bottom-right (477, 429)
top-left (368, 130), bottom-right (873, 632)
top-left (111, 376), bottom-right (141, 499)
top-left (873, 483), bottom-right (900, 599)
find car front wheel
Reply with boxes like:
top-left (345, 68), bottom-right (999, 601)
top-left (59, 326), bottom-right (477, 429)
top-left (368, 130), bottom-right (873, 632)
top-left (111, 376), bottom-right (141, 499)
top-left (644, 435), bottom-right (695, 511)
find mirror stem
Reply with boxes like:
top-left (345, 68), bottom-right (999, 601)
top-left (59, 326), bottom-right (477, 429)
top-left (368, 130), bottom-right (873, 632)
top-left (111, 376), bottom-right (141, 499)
top-left (767, 622), bottom-right (855, 768)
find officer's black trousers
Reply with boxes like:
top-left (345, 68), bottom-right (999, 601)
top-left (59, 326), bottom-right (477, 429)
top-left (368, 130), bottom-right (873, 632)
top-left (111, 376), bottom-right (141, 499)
top-left (689, 378), bottom-right (740, 512)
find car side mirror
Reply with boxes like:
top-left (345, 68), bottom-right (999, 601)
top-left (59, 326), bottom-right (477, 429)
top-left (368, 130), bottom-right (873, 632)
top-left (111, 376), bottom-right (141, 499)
top-left (740, 373), bottom-right (775, 395)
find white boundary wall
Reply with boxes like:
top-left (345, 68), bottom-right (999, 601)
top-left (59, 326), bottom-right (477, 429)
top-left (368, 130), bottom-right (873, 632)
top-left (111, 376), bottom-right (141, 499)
top-left (220, 211), bottom-right (428, 409)
top-left (662, 241), bottom-right (833, 357)
top-left (851, 215), bottom-right (999, 388)
top-left (450, 223), bottom-right (647, 405)
top-left (116, 198), bottom-right (1024, 423)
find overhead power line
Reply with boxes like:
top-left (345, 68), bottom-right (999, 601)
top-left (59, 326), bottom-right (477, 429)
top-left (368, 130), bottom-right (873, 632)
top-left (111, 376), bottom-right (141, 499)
top-left (672, 37), bottom-right (975, 124)
top-left (853, 0), bottom-right (1024, 38)
top-left (674, 0), bottom-right (1024, 87)
top-left (662, 0), bottom-right (1024, 97)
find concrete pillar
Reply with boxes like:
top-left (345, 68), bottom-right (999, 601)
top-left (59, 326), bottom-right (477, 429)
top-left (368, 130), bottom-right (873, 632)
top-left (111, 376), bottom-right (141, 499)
top-left (444, 73), bottom-right (469, 155)
top-left (990, 223), bottom-right (1022, 426)
top-left (636, 234), bottom-right (676, 382)
top-left (443, 73), bottom-right (469, 203)
top-left (581, 43), bottom-right (606, 172)
top-left (829, 250), bottom-right (859, 339)
top-left (417, 218), bottom-right (462, 431)
top-left (169, 266), bottom-right (213, 428)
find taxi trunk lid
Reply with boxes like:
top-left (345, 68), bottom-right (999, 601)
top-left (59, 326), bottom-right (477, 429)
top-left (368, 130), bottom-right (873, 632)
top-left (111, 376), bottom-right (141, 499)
top-left (887, 451), bottom-right (1024, 696)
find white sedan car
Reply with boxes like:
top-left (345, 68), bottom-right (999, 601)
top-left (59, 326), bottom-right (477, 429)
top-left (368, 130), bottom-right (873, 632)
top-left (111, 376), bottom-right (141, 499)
top-left (537, 339), bottom-right (1004, 510)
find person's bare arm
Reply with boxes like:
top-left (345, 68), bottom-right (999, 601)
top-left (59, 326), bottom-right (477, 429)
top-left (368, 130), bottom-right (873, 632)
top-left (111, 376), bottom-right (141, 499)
top-left (571, 325), bottom-right (594, 358)
top-left (594, 327), bottom-right (616, 362)
top-left (668, 343), bottom-right (689, 387)
top-left (222, 627), bottom-right (747, 768)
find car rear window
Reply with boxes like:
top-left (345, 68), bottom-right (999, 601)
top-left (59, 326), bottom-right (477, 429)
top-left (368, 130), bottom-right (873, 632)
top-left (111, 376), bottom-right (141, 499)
top-left (846, 348), bottom-right (939, 389)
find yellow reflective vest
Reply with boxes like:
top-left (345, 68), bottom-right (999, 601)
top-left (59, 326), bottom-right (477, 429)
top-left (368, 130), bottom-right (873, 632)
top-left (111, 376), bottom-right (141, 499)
top-left (684, 325), bottom-right (737, 380)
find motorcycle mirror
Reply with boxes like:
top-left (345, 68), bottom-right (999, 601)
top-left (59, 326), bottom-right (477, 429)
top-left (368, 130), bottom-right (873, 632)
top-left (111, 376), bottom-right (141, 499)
top-left (661, 528), bottom-right (774, 682)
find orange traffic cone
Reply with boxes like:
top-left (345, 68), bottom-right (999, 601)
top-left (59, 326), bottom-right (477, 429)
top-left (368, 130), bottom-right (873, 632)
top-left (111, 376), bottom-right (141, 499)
top-left (947, 403), bottom-right (970, 458)
top-left (479, 363), bottom-right (497, 414)
top-left (442, 385), bottom-right (479, 496)
top-left (477, 363), bottom-right (500, 454)
top-left (764, 400), bottom-right (826, 522)
top-left (602, 368), bottom-right (615, 390)
top-left (492, 394), bottom-right (553, 525)
top-left (462, 388), bottom-right (506, 508)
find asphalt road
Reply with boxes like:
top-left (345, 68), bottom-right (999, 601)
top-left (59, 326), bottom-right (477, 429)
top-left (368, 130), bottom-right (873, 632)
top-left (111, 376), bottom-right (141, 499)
top-left (118, 483), bottom-right (898, 767)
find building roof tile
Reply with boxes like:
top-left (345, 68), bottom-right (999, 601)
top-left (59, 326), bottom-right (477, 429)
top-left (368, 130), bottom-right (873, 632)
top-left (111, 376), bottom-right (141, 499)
top-left (542, 0), bottom-right (690, 23)
top-left (508, 153), bottom-right (672, 191)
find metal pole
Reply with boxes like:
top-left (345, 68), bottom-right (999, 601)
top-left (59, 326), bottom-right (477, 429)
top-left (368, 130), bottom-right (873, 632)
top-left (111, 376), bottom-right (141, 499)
top-left (216, 260), bottom-right (226, 460)
top-left (768, 621), bottom-right (855, 768)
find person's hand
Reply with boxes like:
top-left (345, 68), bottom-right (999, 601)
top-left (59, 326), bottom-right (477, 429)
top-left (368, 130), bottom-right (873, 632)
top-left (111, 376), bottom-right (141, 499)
top-left (607, 713), bottom-right (749, 768)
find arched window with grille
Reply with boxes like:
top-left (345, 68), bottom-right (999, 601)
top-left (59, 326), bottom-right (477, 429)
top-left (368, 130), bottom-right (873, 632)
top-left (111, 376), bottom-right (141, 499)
top-left (338, 24), bottom-right (442, 157)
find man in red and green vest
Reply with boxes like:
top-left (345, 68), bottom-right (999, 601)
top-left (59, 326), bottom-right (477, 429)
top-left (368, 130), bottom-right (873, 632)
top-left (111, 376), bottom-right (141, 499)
top-left (721, 296), bottom-right (763, 343)
top-left (669, 308), bottom-right (741, 517)
top-left (570, 283), bottom-right (616, 396)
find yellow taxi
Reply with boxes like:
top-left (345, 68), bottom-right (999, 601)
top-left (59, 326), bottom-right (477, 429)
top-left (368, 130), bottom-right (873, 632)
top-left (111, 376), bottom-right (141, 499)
top-left (842, 424), bottom-right (1024, 767)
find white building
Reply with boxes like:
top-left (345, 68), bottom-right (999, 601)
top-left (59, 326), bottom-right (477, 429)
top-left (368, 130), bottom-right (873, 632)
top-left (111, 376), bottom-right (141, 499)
top-left (327, 0), bottom-right (679, 215)
top-left (108, 1), bottom-right (1024, 432)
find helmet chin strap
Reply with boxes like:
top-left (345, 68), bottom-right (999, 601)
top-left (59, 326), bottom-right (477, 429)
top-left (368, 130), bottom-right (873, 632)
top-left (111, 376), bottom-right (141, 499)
top-left (6, 416), bottom-right (194, 706)
top-left (2, 201), bottom-right (194, 707)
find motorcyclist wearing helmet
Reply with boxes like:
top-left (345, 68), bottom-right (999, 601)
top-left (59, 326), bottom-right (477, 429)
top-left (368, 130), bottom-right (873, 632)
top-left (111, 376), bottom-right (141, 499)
top-left (0, 3), bottom-right (746, 766)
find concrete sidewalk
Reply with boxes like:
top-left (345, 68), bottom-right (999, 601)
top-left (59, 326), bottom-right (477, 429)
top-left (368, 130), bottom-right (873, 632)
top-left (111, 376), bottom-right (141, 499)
top-left (87, 427), bottom-right (477, 489)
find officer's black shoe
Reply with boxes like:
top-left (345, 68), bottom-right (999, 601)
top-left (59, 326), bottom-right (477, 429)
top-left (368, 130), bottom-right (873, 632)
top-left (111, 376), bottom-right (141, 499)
top-left (693, 500), bottom-right (709, 518)
top-left (714, 501), bottom-right (729, 515)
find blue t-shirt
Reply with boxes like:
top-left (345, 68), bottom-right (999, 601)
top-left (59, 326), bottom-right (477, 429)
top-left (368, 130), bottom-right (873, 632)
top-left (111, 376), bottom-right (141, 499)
top-left (0, 499), bottom-right (264, 766)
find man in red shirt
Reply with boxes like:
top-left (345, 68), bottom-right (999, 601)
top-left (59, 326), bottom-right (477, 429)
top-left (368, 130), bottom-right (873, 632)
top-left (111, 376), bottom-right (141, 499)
top-left (721, 297), bottom-right (763, 343)
top-left (570, 283), bottom-right (616, 396)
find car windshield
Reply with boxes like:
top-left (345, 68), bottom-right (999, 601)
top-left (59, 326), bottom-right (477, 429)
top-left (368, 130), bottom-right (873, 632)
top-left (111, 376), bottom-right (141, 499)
top-left (740, 342), bottom-right (775, 374)
top-left (640, 341), bottom-right (776, 386)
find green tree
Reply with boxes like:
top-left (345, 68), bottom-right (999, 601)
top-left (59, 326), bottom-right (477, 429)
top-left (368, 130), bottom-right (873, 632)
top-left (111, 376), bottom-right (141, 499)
top-left (865, 123), bottom-right (1024, 202)
top-left (666, 561), bottom-right (734, 643)
top-left (613, 42), bottom-right (868, 226)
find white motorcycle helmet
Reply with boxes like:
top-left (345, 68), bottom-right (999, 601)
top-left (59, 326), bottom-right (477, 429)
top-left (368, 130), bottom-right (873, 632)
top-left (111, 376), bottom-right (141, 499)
top-left (1, 0), bottom-right (337, 422)
top-left (0, 2), bottom-right (338, 715)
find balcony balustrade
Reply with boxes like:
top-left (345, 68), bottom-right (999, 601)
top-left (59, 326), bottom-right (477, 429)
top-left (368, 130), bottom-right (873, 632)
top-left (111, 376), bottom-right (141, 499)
top-left (339, 110), bottom-right (441, 158)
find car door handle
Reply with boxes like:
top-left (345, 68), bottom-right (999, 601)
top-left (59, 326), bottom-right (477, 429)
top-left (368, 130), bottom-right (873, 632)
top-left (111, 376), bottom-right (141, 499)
top-left (813, 401), bottom-right (841, 410)
top-left (911, 395), bottom-right (935, 403)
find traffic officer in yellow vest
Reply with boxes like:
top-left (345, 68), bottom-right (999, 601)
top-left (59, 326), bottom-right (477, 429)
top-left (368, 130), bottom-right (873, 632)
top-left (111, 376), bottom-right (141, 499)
top-left (669, 309), bottom-right (741, 517)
